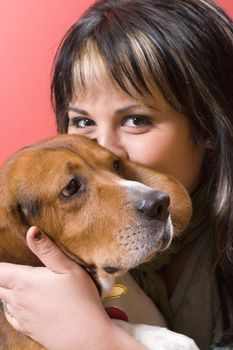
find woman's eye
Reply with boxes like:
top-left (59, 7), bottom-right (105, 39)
top-left (60, 178), bottom-right (83, 199)
top-left (69, 117), bottom-right (95, 128)
top-left (122, 115), bottom-right (153, 128)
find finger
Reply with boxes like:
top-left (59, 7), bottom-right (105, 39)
top-left (26, 227), bottom-right (79, 274)
top-left (0, 287), bottom-right (13, 304)
top-left (3, 305), bottom-right (23, 332)
top-left (2, 301), bottom-right (15, 319)
top-left (0, 263), bottom-right (32, 290)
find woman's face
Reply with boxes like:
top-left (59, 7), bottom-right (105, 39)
top-left (67, 81), bottom-right (205, 193)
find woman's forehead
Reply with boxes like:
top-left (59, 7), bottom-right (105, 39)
top-left (70, 74), bottom-right (173, 119)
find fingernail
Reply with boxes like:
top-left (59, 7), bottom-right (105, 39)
top-left (34, 231), bottom-right (42, 241)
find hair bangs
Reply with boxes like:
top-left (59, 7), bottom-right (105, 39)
top-left (72, 35), bottom-right (178, 106)
top-left (72, 40), bottom-right (112, 100)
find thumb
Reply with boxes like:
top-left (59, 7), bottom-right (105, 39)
top-left (26, 226), bottom-right (78, 274)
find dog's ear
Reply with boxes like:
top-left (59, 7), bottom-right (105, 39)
top-left (0, 196), bottom-right (7, 248)
top-left (0, 164), bottom-right (40, 264)
top-left (0, 165), bottom-right (11, 232)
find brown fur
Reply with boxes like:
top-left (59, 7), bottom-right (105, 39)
top-left (0, 134), bottom-right (192, 349)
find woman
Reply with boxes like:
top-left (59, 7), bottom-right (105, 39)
top-left (0, 0), bottom-right (233, 349)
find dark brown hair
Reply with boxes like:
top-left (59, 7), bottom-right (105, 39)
top-left (51, 0), bottom-right (233, 345)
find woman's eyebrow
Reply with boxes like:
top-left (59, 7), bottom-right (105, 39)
top-left (115, 104), bottom-right (143, 113)
top-left (116, 104), bottom-right (158, 114)
top-left (68, 107), bottom-right (89, 116)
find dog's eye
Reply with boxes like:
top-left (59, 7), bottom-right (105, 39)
top-left (60, 178), bottom-right (82, 199)
top-left (113, 160), bottom-right (121, 175)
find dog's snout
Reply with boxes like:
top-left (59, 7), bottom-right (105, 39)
top-left (137, 191), bottom-right (170, 221)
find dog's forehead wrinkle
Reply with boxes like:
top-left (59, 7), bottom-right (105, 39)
top-left (62, 153), bottom-right (114, 178)
top-left (65, 160), bottom-right (83, 175)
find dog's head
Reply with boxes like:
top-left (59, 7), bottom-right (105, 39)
top-left (0, 134), bottom-right (192, 294)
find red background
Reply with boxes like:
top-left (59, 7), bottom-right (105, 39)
top-left (0, 0), bottom-right (232, 164)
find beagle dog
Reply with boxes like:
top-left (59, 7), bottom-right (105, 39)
top-left (0, 134), bottom-right (199, 349)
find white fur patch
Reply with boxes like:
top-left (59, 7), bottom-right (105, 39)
top-left (113, 320), bottom-right (200, 350)
top-left (99, 277), bottom-right (115, 297)
top-left (118, 178), bottom-right (153, 192)
top-left (161, 216), bottom-right (173, 251)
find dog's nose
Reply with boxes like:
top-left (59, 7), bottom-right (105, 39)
top-left (137, 191), bottom-right (170, 221)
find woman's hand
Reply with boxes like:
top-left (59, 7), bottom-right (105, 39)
top-left (0, 227), bottom-right (143, 350)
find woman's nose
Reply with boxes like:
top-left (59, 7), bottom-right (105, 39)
top-left (97, 132), bottom-right (128, 159)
